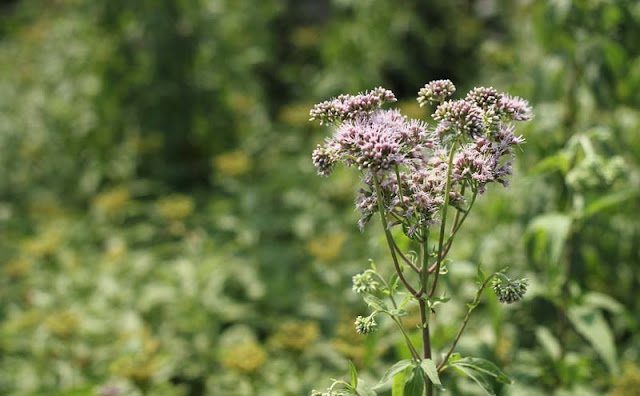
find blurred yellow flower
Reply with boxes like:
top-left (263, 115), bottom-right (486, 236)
top-left (92, 186), bottom-right (131, 216)
top-left (46, 310), bottom-right (79, 338)
top-left (4, 257), bottom-right (33, 278)
top-left (220, 342), bottom-right (267, 374)
top-left (213, 150), bottom-right (252, 177)
top-left (3, 310), bottom-right (43, 334)
top-left (110, 330), bottom-right (165, 386)
top-left (306, 232), bottom-right (347, 262)
top-left (105, 237), bottom-right (128, 262)
top-left (397, 100), bottom-right (425, 119)
top-left (331, 317), bottom-right (366, 365)
top-left (269, 320), bottom-right (319, 351)
top-left (23, 226), bottom-right (63, 257)
top-left (228, 92), bottom-right (253, 113)
top-left (610, 363), bottom-right (640, 396)
top-left (291, 27), bottom-right (320, 48)
top-left (156, 194), bottom-right (194, 221)
top-left (279, 102), bottom-right (315, 127)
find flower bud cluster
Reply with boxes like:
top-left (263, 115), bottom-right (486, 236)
top-left (417, 79), bottom-right (456, 106)
top-left (309, 87), bottom-right (396, 125)
top-left (434, 99), bottom-right (485, 136)
top-left (492, 276), bottom-right (529, 304)
top-left (354, 315), bottom-right (378, 334)
top-left (352, 271), bottom-right (379, 294)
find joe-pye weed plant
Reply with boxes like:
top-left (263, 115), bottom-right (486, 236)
top-left (309, 80), bottom-right (533, 396)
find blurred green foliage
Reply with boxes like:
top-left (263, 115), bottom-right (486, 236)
top-left (0, 0), bottom-right (639, 395)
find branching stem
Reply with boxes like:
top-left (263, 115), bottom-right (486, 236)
top-left (429, 139), bottom-right (458, 297)
top-left (373, 174), bottom-right (418, 296)
top-left (437, 273), bottom-right (496, 371)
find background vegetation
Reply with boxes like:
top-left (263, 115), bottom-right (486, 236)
top-left (1, 0), bottom-right (639, 395)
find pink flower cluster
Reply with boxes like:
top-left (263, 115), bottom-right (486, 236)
top-left (309, 87), bottom-right (396, 126)
top-left (311, 80), bottom-right (532, 234)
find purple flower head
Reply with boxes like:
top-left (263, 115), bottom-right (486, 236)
top-left (496, 94), bottom-right (533, 121)
top-left (434, 99), bottom-right (485, 136)
top-left (333, 109), bottom-right (427, 171)
top-left (452, 144), bottom-right (495, 189)
top-left (417, 79), bottom-right (456, 106)
top-left (309, 87), bottom-right (396, 125)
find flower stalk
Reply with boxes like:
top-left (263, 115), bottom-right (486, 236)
top-left (309, 81), bottom-right (531, 396)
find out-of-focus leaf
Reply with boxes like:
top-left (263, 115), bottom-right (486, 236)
top-left (356, 378), bottom-right (377, 396)
top-left (349, 360), bottom-right (358, 388)
top-left (451, 363), bottom-right (496, 396)
top-left (535, 326), bottom-right (562, 361)
top-left (583, 292), bottom-right (624, 314)
top-left (364, 295), bottom-right (389, 311)
top-left (451, 357), bottom-right (512, 384)
top-left (583, 188), bottom-right (639, 219)
top-left (567, 305), bottom-right (618, 373)
top-left (391, 368), bottom-right (406, 396)
top-left (526, 213), bottom-right (572, 266)
top-left (532, 152), bottom-right (571, 175)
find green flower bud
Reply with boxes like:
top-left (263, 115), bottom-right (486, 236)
top-left (492, 277), bottom-right (528, 304)
top-left (352, 271), bottom-right (379, 294)
top-left (354, 315), bottom-right (378, 334)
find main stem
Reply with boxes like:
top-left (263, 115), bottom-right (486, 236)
top-left (419, 299), bottom-right (433, 396)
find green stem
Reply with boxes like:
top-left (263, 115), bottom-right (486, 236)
top-left (419, 230), bottom-right (433, 396)
top-left (373, 175), bottom-right (418, 296)
top-left (390, 316), bottom-right (422, 362)
top-left (389, 236), bottom-right (421, 274)
top-left (437, 274), bottom-right (495, 371)
top-left (429, 189), bottom-right (478, 272)
top-left (372, 273), bottom-right (422, 362)
top-left (429, 139), bottom-right (458, 297)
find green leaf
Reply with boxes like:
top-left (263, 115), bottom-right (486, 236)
top-left (477, 267), bottom-right (486, 283)
top-left (427, 295), bottom-right (451, 309)
top-left (583, 188), bottom-right (638, 219)
top-left (357, 379), bottom-right (377, 396)
top-left (583, 292), bottom-right (624, 314)
top-left (525, 213), bottom-right (572, 290)
top-left (391, 308), bottom-right (409, 317)
top-left (452, 357), bottom-right (512, 384)
top-left (349, 361), bottom-right (358, 388)
top-left (376, 360), bottom-right (414, 388)
top-left (391, 369), bottom-right (406, 396)
top-left (452, 364), bottom-right (496, 396)
top-left (532, 152), bottom-right (571, 175)
top-left (567, 305), bottom-right (618, 373)
top-left (398, 295), bottom-right (413, 309)
top-left (535, 326), bottom-right (562, 361)
top-left (526, 213), bottom-right (572, 267)
top-left (403, 368), bottom-right (424, 396)
top-left (363, 295), bottom-right (388, 311)
top-left (420, 359), bottom-right (444, 390)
